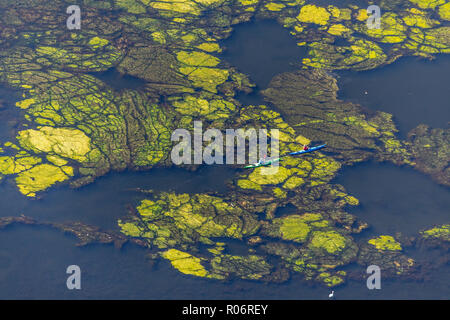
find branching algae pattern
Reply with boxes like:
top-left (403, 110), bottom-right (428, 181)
top-left (0, 0), bottom-right (448, 287)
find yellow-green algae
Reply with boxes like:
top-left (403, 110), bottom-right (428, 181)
top-left (296, 4), bottom-right (330, 26)
top-left (234, 104), bottom-right (341, 193)
top-left (17, 127), bottom-right (91, 162)
top-left (261, 69), bottom-right (416, 169)
top-left (316, 271), bottom-right (346, 287)
top-left (148, 0), bottom-right (225, 16)
top-left (162, 249), bottom-right (223, 278)
top-left (421, 224), bottom-right (450, 241)
top-left (210, 254), bottom-right (272, 280)
top-left (0, 154), bottom-right (41, 175)
top-left (278, 1), bottom-right (450, 69)
top-left (118, 192), bottom-right (260, 248)
top-left (308, 231), bottom-right (347, 254)
top-left (368, 235), bottom-right (402, 251)
top-left (408, 0), bottom-right (445, 9)
top-left (33, 34), bottom-right (121, 72)
top-left (438, 3), bottom-right (450, 20)
top-left (171, 95), bottom-right (236, 120)
top-left (303, 39), bottom-right (387, 71)
top-left (237, 179), bottom-right (262, 191)
top-left (265, 3), bottom-right (285, 12)
top-left (327, 24), bottom-right (352, 36)
top-left (16, 164), bottom-right (73, 197)
top-left (176, 50), bottom-right (229, 93)
top-left (107, 0), bottom-right (449, 286)
top-left (0, 60), bottom-right (175, 195)
top-left (264, 213), bottom-right (331, 243)
top-left (278, 215), bottom-right (312, 242)
top-left (196, 42), bottom-right (221, 53)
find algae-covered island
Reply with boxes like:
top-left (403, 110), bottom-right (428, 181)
top-left (0, 0), bottom-right (449, 296)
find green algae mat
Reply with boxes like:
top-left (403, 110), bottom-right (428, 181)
top-left (0, 0), bottom-right (449, 287)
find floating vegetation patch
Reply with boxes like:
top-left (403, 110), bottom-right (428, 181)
top-left (0, 0), bottom-right (448, 287)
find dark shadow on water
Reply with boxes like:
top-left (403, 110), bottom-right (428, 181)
top-left (334, 161), bottom-right (450, 237)
top-left (89, 68), bottom-right (147, 91)
top-left (338, 55), bottom-right (450, 137)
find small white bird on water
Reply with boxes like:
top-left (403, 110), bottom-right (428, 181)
top-left (328, 290), bottom-right (334, 299)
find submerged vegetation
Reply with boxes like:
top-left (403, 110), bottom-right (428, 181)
top-left (0, 0), bottom-right (448, 286)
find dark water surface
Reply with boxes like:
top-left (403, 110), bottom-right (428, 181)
top-left (0, 85), bottom-right (21, 142)
top-left (0, 166), bottom-right (236, 230)
top-left (1, 224), bottom-right (449, 299)
top-left (338, 55), bottom-right (450, 137)
top-left (89, 68), bottom-right (147, 91)
top-left (221, 19), bottom-right (307, 91)
top-left (334, 162), bottom-right (450, 237)
top-left (0, 16), bottom-right (449, 299)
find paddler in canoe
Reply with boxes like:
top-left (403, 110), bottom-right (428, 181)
top-left (244, 154), bottom-right (281, 169)
top-left (243, 144), bottom-right (326, 169)
top-left (257, 154), bottom-right (268, 165)
top-left (288, 143), bottom-right (326, 156)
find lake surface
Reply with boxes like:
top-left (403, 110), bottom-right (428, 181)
top-left (221, 19), bottom-right (307, 91)
top-left (0, 85), bottom-right (21, 143)
top-left (334, 162), bottom-right (450, 237)
top-left (90, 68), bottom-right (147, 91)
top-left (1, 224), bottom-right (449, 299)
top-left (0, 165), bottom-right (236, 230)
top-left (338, 55), bottom-right (450, 137)
top-left (0, 15), bottom-right (449, 300)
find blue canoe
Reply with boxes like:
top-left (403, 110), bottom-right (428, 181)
top-left (288, 144), bottom-right (327, 156)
